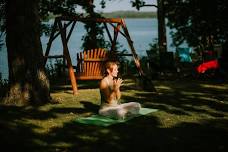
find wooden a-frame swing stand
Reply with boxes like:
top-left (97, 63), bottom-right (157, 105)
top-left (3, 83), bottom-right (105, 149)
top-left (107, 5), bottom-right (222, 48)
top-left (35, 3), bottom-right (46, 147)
top-left (44, 16), bottom-right (153, 95)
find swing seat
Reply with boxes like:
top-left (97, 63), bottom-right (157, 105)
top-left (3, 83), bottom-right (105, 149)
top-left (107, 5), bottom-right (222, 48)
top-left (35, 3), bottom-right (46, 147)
top-left (75, 48), bottom-right (108, 80)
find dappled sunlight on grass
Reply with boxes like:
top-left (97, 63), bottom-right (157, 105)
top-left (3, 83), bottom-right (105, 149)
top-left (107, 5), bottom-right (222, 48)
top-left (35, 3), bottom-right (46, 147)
top-left (200, 83), bottom-right (228, 90)
top-left (0, 78), bottom-right (227, 151)
top-left (77, 135), bottom-right (98, 141)
top-left (180, 91), bottom-right (206, 96)
top-left (197, 96), bottom-right (221, 102)
top-left (155, 85), bottom-right (172, 91)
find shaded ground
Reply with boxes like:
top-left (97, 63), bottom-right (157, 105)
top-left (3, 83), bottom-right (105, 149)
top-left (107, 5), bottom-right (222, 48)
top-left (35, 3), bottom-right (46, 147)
top-left (0, 78), bottom-right (227, 152)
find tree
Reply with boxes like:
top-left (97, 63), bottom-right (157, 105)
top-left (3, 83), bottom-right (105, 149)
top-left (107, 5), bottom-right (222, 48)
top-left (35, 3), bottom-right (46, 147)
top-left (1, 0), bottom-right (107, 104)
top-left (5, 0), bottom-right (50, 104)
top-left (39, 0), bottom-right (107, 50)
top-left (164, 0), bottom-right (228, 70)
top-left (132, 1), bottom-right (228, 65)
top-left (131, 0), bottom-right (167, 53)
top-left (0, 0), bottom-right (6, 49)
top-left (80, 0), bottom-right (108, 50)
top-left (164, 0), bottom-right (228, 48)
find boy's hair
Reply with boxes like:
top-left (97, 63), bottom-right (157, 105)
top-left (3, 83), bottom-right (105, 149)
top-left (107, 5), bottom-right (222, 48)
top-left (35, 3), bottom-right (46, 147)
top-left (104, 61), bottom-right (119, 76)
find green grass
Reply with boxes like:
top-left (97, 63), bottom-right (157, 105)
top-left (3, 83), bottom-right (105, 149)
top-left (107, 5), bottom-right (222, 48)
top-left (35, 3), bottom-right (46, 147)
top-left (0, 78), bottom-right (227, 151)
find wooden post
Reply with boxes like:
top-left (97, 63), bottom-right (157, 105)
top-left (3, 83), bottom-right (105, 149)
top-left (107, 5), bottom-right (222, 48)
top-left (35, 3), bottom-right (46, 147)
top-left (58, 20), bottom-right (78, 95)
top-left (44, 19), bottom-right (58, 64)
top-left (121, 19), bottom-right (156, 92)
top-left (103, 23), bottom-right (113, 44)
top-left (121, 19), bottom-right (144, 76)
top-left (111, 23), bottom-right (121, 52)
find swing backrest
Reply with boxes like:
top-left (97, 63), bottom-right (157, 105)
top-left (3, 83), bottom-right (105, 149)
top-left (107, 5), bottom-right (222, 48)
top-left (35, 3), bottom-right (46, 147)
top-left (76, 48), bottom-right (108, 80)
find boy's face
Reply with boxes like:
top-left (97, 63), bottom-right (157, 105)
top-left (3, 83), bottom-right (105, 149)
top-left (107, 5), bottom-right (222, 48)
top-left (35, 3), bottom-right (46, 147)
top-left (108, 64), bottom-right (118, 77)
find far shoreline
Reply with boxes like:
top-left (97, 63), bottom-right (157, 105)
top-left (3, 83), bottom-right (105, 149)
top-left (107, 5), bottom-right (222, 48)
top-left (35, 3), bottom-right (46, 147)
top-left (44, 11), bottom-right (157, 21)
top-left (101, 11), bottom-right (157, 18)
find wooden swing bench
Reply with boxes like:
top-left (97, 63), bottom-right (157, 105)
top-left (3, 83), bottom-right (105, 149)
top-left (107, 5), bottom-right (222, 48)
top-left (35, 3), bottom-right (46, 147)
top-left (75, 48), bottom-right (108, 80)
top-left (44, 16), bottom-right (156, 94)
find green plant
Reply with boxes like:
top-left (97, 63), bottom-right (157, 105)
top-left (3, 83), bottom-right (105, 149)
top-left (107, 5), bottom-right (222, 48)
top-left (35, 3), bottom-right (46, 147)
top-left (0, 73), bottom-right (8, 99)
top-left (45, 58), bottom-right (66, 83)
top-left (146, 39), bottom-right (159, 65)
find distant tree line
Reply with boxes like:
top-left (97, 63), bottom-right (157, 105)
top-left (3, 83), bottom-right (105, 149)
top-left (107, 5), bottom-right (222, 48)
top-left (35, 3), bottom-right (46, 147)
top-left (101, 11), bottom-right (157, 18)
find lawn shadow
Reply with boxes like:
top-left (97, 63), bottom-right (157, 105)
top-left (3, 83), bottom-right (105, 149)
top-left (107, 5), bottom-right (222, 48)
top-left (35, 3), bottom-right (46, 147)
top-left (80, 100), bottom-right (100, 113)
top-left (37, 114), bottom-right (228, 152)
top-left (0, 78), bottom-right (227, 151)
top-left (122, 79), bottom-right (228, 118)
top-left (50, 80), bottom-right (100, 94)
top-left (0, 103), bottom-right (99, 151)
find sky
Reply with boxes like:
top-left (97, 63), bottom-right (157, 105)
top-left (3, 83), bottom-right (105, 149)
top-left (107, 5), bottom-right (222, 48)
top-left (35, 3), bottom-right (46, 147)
top-left (93, 0), bottom-right (157, 12)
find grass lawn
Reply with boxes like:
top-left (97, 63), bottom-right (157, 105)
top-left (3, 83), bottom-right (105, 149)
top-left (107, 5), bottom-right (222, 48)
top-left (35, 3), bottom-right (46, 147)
top-left (0, 78), bottom-right (227, 152)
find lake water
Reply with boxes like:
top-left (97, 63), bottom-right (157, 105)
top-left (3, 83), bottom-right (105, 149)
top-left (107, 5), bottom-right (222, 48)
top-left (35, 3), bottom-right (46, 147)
top-left (0, 18), bottom-right (182, 80)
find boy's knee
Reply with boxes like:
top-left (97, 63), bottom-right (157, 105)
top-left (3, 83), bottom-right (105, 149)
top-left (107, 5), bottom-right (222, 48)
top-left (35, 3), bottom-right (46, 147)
top-left (130, 103), bottom-right (141, 114)
top-left (116, 108), bottom-right (127, 119)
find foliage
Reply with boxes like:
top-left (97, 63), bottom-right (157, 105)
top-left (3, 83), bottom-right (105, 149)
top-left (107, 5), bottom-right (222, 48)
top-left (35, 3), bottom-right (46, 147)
top-left (39, 1), bottom-right (109, 51)
top-left (45, 58), bottom-right (67, 84)
top-left (164, 0), bottom-right (228, 49)
top-left (81, 13), bottom-right (108, 50)
top-left (0, 0), bottom-right (6, 32)
top-left (131, 0), bottom-right (228, 56)
top-left (147, 38), bottom-right (160, 64)
top-left (0, 73), bottom-right (8, 99)
top-left (131, 0), bottom-right (146, 10)
top-left (40, 0), bottom-right (80, 20)
top-left (0, 0), bottom-right (5, 49)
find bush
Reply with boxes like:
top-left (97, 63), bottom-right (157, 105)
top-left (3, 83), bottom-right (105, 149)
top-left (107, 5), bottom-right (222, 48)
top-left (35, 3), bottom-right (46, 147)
top-left (45, 58), bottom-right (67, 84)
top-left (0, 73), bottom-right (8, 99)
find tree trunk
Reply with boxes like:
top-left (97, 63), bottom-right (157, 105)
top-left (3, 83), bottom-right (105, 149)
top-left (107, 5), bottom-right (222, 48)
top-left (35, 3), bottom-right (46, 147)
top-left (5, 0), bottom-right (51, 104)
top-left (157, 0), bottom-right (167, 53)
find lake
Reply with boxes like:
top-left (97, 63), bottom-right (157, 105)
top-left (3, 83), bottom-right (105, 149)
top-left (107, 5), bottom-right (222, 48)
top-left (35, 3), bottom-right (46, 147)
top-left (0, 18), bottom-right (181, 80)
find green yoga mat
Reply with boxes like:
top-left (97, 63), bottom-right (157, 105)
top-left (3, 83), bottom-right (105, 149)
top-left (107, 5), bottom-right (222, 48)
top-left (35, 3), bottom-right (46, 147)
top-left (74, 108), bottom-right (158, 127)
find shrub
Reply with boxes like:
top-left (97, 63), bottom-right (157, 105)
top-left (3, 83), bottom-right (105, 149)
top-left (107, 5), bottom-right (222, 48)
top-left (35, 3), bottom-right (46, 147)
top-left (0, 73), bottom-right (8, 99)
